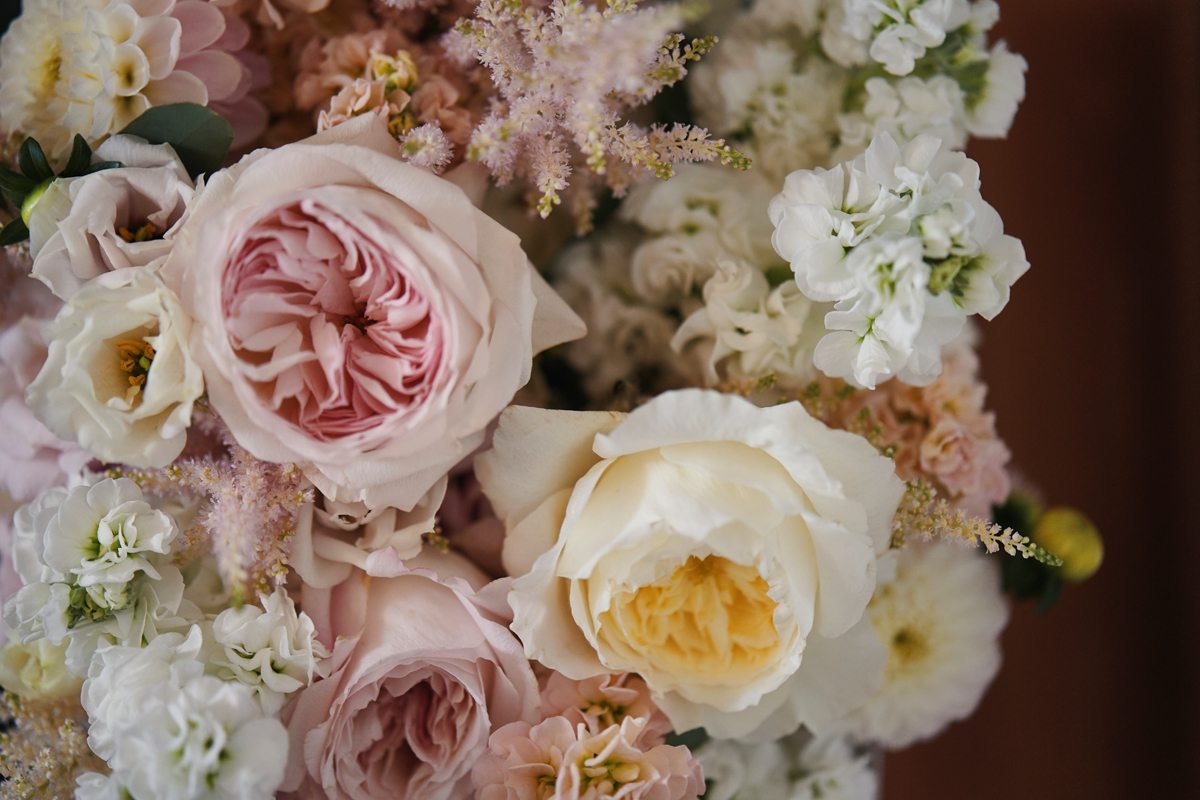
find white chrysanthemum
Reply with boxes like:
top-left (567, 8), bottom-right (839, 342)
top-left (842, 540), bottom-right (1009, 748)
top-left (830, 0), bottom-right (974, 76)
top-left (698, 730), bottom-right (878, 800)
top-left (673, 260), bottom-right (826, 385)
top-left (769, 132), bottom-right (1029, 388)
top-left (836, 75), bottom-right (968, 161)
top-left (83, 626), bottom-right (288, 800)
top-left (26, 266), bottom-right (205, 468)
top-left (0, 0), bottom-right (254, 158)
top-left (1, 477), bottom-right (193, 675)
top-left (211, 587), bottom-right (328, 713)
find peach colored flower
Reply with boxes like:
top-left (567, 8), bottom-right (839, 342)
top-left (540, 672), bottom-right (671, 746)
top-left (472, 716), bottom-right (704, 800)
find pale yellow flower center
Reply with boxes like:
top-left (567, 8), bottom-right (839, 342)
top-left (600, 555), bottom-right (781, 682)
top-left (114, 337), bottom-right (155, 404)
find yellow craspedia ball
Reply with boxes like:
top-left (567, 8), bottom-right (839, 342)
top-left (1033, 507), bottom-right (1103, 582)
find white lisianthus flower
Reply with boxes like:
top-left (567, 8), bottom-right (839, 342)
top-left (211, 587), bottom-right (329, 713)
top-left (83, 626), bottom-right (289, 800)
top-left (698, 730), bottom-right (878, 800)
top-left (0, 638), bottom-right (78, 698)
top-left (478, 389), bottom-right (903, 739)
top-left (673, 261), bottom-right (827, 385)
top-left (841, 540), bottom-right (1008, 748)
top-left (770, 132), bottom-right (1029, 388)
top-left (966, 42), bottom-right (1028, 137)
top-left (28, 136), bottom-right (194, 300)
top-left (1, 478), bottom-right (193, 675)
top-left (26, 266), bottom-right (204, 468)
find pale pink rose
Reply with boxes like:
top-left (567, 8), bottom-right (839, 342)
top-left (0, 317), bottom-right (90, 502)
top-left (540, 672), bottom-right (671, 746)
top-left (472, 716), bottom-right (704, 800)
top-left (162, 114), bottom-right (584, 510)
top-left (282, 563), bottom-right (540, 799)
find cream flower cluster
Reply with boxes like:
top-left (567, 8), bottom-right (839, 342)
top-left (769, 132), bottom-right (1029, 388)
top-left (0, 0), bottom-right (260, 158)
top-left (697, 730), bottom-right (877, 800)
top-left (81, 626), bottom-right (289, 799)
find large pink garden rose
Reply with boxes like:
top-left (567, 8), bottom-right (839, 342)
top-left (282, 553), bottom-right (540, 799)
top-left (163, 115), bottom-right (583, 510)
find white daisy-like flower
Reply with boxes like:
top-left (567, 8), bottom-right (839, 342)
top-left (211, 587), bottom-right (329, 714)
top-left (83, 626), bottom-right (289, 800)
top-left (769, 132), bottom-right (1029, 388)
top-left (842, 540), bottom-right (1009, 748)
top-left (697, 729), bottom-right (878, 800)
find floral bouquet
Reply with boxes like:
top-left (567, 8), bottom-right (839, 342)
top-left (0, 0), bottom-right (1103, 797)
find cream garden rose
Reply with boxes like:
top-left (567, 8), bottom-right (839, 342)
top-left (162, 114), bottom-right (584, 511)
top-left (477, 389), bottom-right (905, 739)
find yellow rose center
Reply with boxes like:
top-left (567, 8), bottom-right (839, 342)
top-left (599, 555), bottom-right (781, 682)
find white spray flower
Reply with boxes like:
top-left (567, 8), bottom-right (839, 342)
top-left (698, 729), bottom-right (878, 800)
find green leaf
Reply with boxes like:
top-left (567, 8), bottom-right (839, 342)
top-left (119, 103), bottom-right (234, 179)
top-left (17, 138), bottom-right (53, 182)
top-left (0, 168), bottom-right (36, 197)
top-left (62, 134), bottom-right (94, 177)
top-left (0, 217), bottom-right (29, 245)
top-left (82, 160), bottom-right (123, 175)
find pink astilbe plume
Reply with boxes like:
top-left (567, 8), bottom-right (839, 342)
top-left (115, 415), bottom-right (313, 603)
top-left (451, 0), bottom-right (749, 229)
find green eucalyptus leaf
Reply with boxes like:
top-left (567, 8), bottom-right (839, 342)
top-left (0, 217), bottom-right (29, 245)
top-left (119, 103), bottom-right (234, 179)
top-left (62, 134), bottom-right (95, 177)
top-left (17, 138), bottom-right (53, 182)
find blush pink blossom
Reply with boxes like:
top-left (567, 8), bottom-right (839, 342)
top-left (472, 716), bottom-right (704, 800)
top-left (0, 317), bottom-right (90, 503)
top-left (162, 114), bottom-right (583, 511)
top-left (540, 672), bottom-right (671, 746)
top-left (282, 562), bottom-right (540, 799)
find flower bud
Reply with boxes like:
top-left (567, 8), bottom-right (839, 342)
top-left (1033, 507), bottom-right (1103, 582)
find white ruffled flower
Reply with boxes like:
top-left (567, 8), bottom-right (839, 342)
top-left (28, 136), bottom-right (195, 300)
top-left (211, 587), bottom-right (328, 713)
top-left (698, 730), bottom-right (878, 800)
top-left (0, 638), bottom-right (78, 698)
top-left (26, 266), bottom-right (204, 468)
top-left (769, 132), bottom-right (1029, 388)
top-left (690, 38), bottom-right (844, 177)
top-left (832, 0), bottom-right (973, 76)
top-left (75, 771), bottom-right (130, 800)
top-left (841, 540), bottom-right (1008, 748)
top-left (479, 390), bottom-right (903, 739)
top-left (673, 261), bottom-right (826, 385)
top-left (83, 626), bottom-right (289, 800)
top-left (836, 75), bottom-right (968, 161)
top-left (966, 41), bottom-right (1027, 137)
top-left (1, 477), bottom-right (192, 675)
top-left (622, 165), bottom-right (781, 274)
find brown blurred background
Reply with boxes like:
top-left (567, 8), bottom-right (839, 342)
top-left (887, 1), bottom-right (1200, 797)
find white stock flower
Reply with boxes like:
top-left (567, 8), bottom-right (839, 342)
top-left (75, 771), bottom-right (130, 800)
top-left (673, 261), bottom-right (826, 385)
top-left (966, 42), bottom-right (1027, 137)
top-left (836, 75), bottom-right (968, 161)
top-left (478, 390), bottom-right (903, 739)
top-left (28, 136), bottom-right (194, 300)
top-left (841, 540), bottom-right (1008, 748)
top-left (1, 478), bottom-right (192, 675)
top-left (769, 132), bottom-right (1028, 388)
top-left (698, 730), bottom-right (878, 800)
top-left (0, 638), bottom-right (78, 698)
top-left (83, 626), bottom-right (289, 800)
top-left (26, 266), bottom-right (204, 468)
top-left (211, 587), bottom-right (328, 713)
top-left (834, 0), bottom-right (973, 76)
